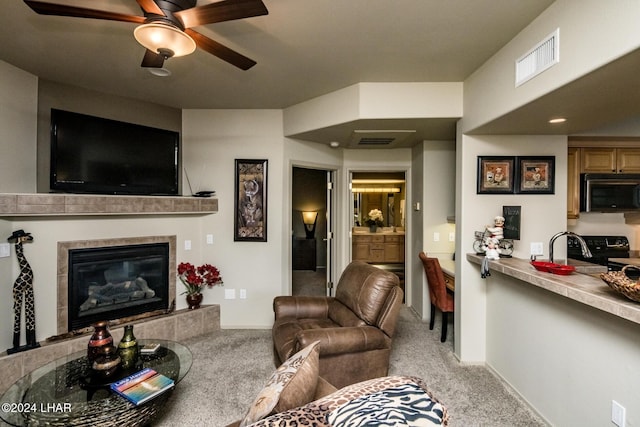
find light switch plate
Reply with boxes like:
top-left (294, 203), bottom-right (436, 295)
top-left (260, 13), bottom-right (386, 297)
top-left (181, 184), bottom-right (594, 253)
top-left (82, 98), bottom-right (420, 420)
top-left (225, 289), bottom-right (236, 300)
top-left (0, 243), bottom-right (10, 258)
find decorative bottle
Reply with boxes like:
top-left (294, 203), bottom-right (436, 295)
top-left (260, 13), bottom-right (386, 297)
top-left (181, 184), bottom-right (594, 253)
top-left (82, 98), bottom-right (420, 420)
top-left (87, 321), bottom-right (113, 363)
top-left (118, 324), bottom-right (139, 370)
top-left (92, 344), bottom-right (121, 379)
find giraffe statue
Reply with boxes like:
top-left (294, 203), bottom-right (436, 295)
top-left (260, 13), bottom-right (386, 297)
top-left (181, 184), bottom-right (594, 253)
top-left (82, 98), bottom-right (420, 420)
top-left (7, 229), bottom-right (39, 353)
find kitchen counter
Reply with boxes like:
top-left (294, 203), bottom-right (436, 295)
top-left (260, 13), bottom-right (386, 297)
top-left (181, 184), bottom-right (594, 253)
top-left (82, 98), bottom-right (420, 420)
top-left (566, 258), bottom-right (608, 274)
top-left (467, 253), bottom-right (640, 326)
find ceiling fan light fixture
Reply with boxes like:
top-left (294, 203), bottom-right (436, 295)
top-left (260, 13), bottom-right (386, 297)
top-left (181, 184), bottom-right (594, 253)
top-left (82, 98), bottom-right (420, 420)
top-left (148, 67), bottom-right (172, 77)
top-left (134, 22), bottom-right (196, 57)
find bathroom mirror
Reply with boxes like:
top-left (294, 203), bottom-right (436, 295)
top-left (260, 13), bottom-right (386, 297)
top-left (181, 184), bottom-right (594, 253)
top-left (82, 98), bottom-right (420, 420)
top-left (351, 172), bottom-right (406, 228)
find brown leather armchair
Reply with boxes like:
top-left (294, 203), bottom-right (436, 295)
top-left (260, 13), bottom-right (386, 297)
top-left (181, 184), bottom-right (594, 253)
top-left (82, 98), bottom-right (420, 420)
top-left (272, 261), bottom-right (404, 389)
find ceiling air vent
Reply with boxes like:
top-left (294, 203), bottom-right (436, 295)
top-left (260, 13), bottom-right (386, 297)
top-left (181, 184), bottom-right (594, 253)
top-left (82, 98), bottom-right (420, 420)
top-left (515, 28), bottom-right (559, 87)
top-left (358, 137), bottom-right (395, 146)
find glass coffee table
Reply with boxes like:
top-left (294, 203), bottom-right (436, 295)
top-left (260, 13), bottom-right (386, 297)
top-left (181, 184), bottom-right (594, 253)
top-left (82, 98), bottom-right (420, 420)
top-left (0, 339), bottom-right (192, 426)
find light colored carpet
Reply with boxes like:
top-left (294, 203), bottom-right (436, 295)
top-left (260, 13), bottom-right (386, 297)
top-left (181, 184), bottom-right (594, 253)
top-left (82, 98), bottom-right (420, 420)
top-left (292, 268), bottom-right (327, 296)
top-left (155, 307), bottom-right (547, 426)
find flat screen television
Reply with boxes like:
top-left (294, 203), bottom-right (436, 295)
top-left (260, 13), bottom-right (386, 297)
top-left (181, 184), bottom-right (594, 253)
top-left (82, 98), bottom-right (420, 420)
top-left (50, 109), bottom-right (180, 195)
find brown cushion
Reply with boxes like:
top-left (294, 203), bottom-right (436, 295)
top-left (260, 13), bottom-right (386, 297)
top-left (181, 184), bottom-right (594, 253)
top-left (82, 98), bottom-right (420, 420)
top-left (334, 261), bottom-right (399, 326)
top-left (239, 341), bottom-right (320, 426)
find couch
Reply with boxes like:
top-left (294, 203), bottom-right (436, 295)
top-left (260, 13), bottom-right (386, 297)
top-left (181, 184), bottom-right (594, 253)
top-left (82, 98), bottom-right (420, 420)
top-left (229, 341), bottom-right (449, 427)
top-left (272, 261), bottom-right (404, 388)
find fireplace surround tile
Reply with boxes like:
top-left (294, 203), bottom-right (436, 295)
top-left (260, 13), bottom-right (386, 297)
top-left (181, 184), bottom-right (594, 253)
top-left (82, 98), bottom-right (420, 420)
top-left (57, 235), bottom-right (176, 335)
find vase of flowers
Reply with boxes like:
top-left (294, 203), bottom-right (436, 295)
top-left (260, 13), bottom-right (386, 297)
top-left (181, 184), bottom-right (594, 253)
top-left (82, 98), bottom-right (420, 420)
top-left (177, 262), bottom-right (223, 309)
top-left (364, 209), bottom-right (384, 232)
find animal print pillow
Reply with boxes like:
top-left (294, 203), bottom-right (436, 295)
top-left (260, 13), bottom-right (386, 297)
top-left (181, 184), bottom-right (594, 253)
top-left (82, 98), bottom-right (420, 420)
top-left (239, 341), bottom-right (320, 427)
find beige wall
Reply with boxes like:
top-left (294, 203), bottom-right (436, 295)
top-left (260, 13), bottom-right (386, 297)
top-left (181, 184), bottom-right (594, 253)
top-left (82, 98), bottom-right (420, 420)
top-left (0, 60), bottom-right (37, 193)
top-left (455, 134), bottom-right (568, 363)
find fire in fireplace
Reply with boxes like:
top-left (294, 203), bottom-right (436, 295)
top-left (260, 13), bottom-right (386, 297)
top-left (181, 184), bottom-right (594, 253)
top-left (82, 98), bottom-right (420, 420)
top-left (67, 243), bottom-right (170, 331)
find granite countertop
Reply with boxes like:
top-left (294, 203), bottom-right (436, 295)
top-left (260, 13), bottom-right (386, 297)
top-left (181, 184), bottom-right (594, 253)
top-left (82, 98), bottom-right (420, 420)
top-left (467, 253), bottom-right (640, 326)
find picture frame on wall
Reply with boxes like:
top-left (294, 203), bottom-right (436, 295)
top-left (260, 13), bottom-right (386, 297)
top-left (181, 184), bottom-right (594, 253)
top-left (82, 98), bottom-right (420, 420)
top-left (234, 159), bottom-right (268, 242)
top-left (516, 156), bottom-right (555, 194)
top-left (477, 156), bottom-right (515, 194)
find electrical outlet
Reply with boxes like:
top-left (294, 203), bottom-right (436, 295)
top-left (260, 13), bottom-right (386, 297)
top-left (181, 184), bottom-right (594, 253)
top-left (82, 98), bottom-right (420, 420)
top-left (206, 234), bottom-right (213, 245)
top-left (530, 242), bottom-right (544, 256)
top-left (612, 400), bottom-right (626, 427)
top-left (240, 289), bottom-right (247, 299)
top-left (184, 240), bottom-right (192, 251)
top-left (448, 232), bottom-right (455, 242)
top-left (225, 289), bottom-right (236, 300)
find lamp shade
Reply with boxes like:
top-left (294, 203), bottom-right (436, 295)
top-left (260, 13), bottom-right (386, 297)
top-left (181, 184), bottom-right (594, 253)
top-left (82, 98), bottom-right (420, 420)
top-left (134, 23), bottom-right (196, 57)
top-left (302, 211), bottom-right (317, 225)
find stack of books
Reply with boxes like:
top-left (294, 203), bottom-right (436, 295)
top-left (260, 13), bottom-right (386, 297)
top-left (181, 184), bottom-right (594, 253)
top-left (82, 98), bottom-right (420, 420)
top-left (110, 367), bottom-right (174, 405)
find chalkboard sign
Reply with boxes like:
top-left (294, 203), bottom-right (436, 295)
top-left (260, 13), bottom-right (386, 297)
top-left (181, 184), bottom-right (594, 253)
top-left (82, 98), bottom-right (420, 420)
top-left (502, 205), bottom-right (521, 240)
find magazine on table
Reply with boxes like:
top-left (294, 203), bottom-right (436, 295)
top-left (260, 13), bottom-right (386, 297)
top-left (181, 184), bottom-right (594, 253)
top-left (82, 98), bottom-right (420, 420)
top-left (110, 367), bottom-right (174, 405)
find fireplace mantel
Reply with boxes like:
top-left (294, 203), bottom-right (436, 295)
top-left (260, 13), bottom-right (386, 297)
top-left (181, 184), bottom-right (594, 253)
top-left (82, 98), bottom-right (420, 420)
top-left (0, 193), bottom-right (217, 217)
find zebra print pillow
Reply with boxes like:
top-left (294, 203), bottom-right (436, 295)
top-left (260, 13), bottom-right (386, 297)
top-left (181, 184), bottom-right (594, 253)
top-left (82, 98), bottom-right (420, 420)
top-left (327, 382), bottom-right (446, 426)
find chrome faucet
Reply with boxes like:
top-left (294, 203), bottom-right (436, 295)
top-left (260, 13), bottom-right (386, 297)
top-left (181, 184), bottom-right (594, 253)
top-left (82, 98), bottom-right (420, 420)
top-left (549, 231), bottom-right (592, 264)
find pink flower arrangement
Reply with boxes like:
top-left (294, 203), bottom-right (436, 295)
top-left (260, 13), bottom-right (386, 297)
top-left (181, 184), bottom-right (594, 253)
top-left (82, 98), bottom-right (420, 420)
top-left (177, 262), bottom-right (223, 296)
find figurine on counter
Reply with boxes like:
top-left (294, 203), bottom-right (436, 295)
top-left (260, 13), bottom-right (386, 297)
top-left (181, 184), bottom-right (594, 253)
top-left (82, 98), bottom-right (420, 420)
top-left (485, 215), bottom-right (505, 241)
top-left (484, 237), bottom-right (501, 260)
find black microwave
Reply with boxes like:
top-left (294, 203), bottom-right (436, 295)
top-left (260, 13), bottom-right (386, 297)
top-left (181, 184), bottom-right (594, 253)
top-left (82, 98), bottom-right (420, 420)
top-left (580, 173), bottom-right (640, 212)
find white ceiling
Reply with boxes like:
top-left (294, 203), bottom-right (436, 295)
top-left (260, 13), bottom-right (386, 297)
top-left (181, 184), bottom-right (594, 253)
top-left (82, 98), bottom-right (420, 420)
top-left (3, 1), bottom-right (638, 144)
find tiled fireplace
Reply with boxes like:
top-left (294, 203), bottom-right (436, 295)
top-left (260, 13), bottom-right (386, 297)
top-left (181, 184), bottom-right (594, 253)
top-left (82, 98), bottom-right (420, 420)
top-left (57, 236), bottom-right (177, 335)
top-left (0, 233), bottom-right (220, 395)
top-left (0, 196), bottom-right (221, 396)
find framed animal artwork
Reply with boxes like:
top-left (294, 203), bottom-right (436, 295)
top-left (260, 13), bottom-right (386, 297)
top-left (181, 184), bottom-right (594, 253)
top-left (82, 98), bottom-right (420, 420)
top-left (234, 159), bottom-right (268, 242)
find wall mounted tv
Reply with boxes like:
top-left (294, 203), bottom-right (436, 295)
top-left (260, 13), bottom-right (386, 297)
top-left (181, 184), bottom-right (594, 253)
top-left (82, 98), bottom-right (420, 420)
top-left (50, 109), bottom-right (180, 195)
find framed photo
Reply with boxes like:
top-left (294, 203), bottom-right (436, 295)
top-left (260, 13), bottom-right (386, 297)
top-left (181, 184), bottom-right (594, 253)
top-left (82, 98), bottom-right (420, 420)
top-left (516, 156), bottom-right (555, 194)
top-left (234, 159), bottom-right (268, 242)
top-left (477, 156), bottom-right (515, 194)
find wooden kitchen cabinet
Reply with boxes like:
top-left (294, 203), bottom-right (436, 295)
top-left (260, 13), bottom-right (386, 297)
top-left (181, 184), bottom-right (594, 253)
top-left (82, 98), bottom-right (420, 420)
top-left (581, 147), bottom-right (640, 173)
top-left (352, 233), bottom-right (405, 263)
top-left (567, 147), bottom-right (580, 219)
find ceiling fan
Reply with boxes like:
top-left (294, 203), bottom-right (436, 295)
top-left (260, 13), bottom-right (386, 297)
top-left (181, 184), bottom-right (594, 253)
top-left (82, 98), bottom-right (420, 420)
top-left (23, 0), bottom-right (268, 70)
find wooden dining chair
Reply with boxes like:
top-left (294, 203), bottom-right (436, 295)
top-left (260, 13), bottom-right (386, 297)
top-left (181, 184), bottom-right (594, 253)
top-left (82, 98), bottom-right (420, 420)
top-left (418, 252), bottom-right (454, 342)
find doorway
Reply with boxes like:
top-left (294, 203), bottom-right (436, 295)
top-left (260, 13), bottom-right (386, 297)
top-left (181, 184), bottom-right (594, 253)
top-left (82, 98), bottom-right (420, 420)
top-left (291, 167), bottom-right (335, 296)
top-left (350, 171), bottom-right (406, 298)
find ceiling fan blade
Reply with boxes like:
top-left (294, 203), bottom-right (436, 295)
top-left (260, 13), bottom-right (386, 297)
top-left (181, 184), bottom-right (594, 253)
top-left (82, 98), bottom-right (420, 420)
top-left (185, 29), bottom-right (256, 70)
top-left (24, 0), bottom-right (145, 24)
top-left (174, 0), bottom-right (268, 29)
top-left (136, 0), bottom-right (165, 17)
top-left (141, 49), bottom-right (166, 68)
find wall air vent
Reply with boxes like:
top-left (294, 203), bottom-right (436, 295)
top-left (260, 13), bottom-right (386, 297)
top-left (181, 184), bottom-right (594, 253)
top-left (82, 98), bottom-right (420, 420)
top-left (358, 137), bottom-right (395, 145)
top-left (515, 28), bottom-right (559, 87)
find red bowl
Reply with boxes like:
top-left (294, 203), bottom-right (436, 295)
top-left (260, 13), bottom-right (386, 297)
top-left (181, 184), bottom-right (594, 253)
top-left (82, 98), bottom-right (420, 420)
top-left (531, 261), bottom-right (560, 272)
top-left (549, 265), bottom-right (576, 275)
